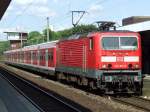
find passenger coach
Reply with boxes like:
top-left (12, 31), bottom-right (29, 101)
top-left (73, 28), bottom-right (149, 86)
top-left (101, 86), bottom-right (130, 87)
top-left (4, 41), bottom-right (58, 75)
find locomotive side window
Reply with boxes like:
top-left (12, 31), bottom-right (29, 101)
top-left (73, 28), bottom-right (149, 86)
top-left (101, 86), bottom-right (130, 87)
top-left (89, 38), bottom-right (94, 50)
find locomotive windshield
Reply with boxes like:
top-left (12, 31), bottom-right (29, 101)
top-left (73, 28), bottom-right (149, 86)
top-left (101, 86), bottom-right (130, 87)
top-left (102, 37), bottom-right (138, 50)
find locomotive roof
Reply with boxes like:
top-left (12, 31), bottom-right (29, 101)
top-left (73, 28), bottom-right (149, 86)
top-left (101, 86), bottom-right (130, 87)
top-left (60, 30), bottom-right (135, 41)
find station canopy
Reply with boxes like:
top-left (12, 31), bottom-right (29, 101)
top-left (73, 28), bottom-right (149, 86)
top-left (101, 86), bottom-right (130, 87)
top-left (0, 0), bottom-right (11, 20)
top-left (118, 21), bottom-right (150, 32)
top-left (117, 18), bottom-right (150, 75)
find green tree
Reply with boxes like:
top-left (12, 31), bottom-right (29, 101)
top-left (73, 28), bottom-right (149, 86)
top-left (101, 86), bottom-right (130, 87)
top-left (0, 41), bottom-right (10, 55)
top-left (27, 31), bottom-right (42, 45)
top-left (43, 28), bottom-right (60, 41)
top-left (58, 24), bottom-right (98, 38)
top-left (27, 24), bottom-right (98, 45)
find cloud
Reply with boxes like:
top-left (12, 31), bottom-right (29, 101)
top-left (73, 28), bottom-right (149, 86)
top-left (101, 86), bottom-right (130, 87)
top-left (88, 4), bottom-right (103, 14)
top-left (52, 0), bottom-right (70, 4)
top-left (53, 0), bottom-right (58, 3)
top-left (11, 0), bottom-right (57, 18)
top-left (28, 6), bottom-right (57, 17)
top-left (14, 0), bottom-right (48, 5)
top-left (9, 3), bottom-right (57, 18)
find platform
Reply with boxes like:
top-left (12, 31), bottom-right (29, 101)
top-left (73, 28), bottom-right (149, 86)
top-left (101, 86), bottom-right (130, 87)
top-left (144, 74), bottom-right (150, 80)
top-left (0, 73), bottom-right (41, 112)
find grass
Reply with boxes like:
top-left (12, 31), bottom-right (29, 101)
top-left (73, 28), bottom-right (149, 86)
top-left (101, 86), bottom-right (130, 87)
top-left (0, 55), bottom-right (5, 61)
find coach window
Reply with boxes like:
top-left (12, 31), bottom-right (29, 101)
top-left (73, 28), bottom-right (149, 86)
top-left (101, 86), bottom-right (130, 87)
top-left (42, 55), bottom-right (44, 60)
top-left (48, 53), bottom-right (50, 60)
top-left (32, 53), bottom-right (34, 61)
top-left (29, 53), bottom-right (31, 60)
top-left (51, 52), bottom-right (53, 60)
top-left (48, 52), bottom-right (53, 61)
top-left (40, 54), bottom-right (42, 60)
top-left (89, 38), bottom-right (94, 50)
top-left (43, 54), bottom-right (45, 60)
top-left (34, 53), bottom-right (36, 60)
top-left (33, 52), bottom-right (37, 61)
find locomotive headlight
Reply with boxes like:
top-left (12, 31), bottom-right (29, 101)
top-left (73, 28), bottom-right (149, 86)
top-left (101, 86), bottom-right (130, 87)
top-left (102, 64), bottom-right (107, 68)
top-left (134, 64), bottom-right (139, 68)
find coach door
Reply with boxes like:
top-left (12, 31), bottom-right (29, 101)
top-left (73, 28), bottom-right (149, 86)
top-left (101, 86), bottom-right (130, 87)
top-left (37, 50), bottom-right (40, 66)
top-left (31, 51), bottom-right (32, 64)
top-left (46, 49), bottom-right (48, 67)
top-left (48, 49), bottom-right (54, 67)
top-left (82, 44), bottom-right (87, 72)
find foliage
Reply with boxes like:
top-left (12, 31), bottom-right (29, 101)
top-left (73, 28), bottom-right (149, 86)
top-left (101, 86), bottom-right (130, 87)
top-left (27, 31), bottom-right (43, 45)
top-left (27, 24), bottom-right (98, 45)
top-left (0, 24), bottom-right (98, 55)
top-left (58, 24), bottom-right (98, 38)
top-left (0, 41), bottom-right (10, 55)
top-left (43, 29), bottom-right (61, 41)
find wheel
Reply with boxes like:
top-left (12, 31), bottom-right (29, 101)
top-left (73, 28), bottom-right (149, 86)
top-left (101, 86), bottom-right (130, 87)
top-left (89, 81), bottom-right (96, 90)
top-left (136, 88), bottom-right (142, 96)
top-left (135, 85), bottom-right (143, 96)
top-left (56, 73), bottom-right (61, 82)
top-left (77, 78), bottom-right (82, 86)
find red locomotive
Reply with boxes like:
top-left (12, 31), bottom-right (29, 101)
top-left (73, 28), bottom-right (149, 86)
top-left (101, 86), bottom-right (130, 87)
top-left (4, 22), bottom-right (143, 95)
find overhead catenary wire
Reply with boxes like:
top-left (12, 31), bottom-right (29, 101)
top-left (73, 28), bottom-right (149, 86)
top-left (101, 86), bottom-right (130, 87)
top-left (7, 0), bottom-right (35, 27)
top-left (82, 0), bottom-right (112, 25)
top-left (6, 0), bottom-right (112, 32)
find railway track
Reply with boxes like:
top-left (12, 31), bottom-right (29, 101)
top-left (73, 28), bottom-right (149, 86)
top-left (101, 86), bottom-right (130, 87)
top-left (1, 65), bottom-right (150, 112)
top-left (111, 96), bottom-right (150, 112)
top-left (0, 68), bottom-right (82, 112)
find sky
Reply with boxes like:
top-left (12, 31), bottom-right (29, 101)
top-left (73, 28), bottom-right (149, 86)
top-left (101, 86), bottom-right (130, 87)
top-left (0, 0), bottom-right (150, 40)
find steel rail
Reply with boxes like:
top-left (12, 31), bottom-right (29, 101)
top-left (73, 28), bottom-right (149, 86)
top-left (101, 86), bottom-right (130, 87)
top-left (0, 72), bottom-right (45, 112)
top-left (0, 68), bottom-right (82, 112)
top-left (111, 96), bottom-right (150, 112)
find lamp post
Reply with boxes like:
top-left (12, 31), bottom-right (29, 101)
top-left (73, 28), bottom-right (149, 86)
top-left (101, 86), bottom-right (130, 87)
top-left (47, 17), bottom-right (49, 42)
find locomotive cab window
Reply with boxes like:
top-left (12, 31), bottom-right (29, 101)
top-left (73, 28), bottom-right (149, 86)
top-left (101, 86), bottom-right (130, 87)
top-left (89, 38), bottom-right (94, 50)
top-left (120, 37), bottom-right (137, 50)
top-left (102, 37), bottom-right (138, 50)
top-left (102, 37), bottom-right (119, 50)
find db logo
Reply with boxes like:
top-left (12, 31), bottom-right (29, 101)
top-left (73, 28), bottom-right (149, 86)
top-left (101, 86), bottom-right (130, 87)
top-left (117, 57), bottom-right (124, 62)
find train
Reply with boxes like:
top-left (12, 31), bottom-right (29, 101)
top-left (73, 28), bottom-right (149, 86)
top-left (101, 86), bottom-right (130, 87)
top-left (4, 22), bottom-right (143, 95)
